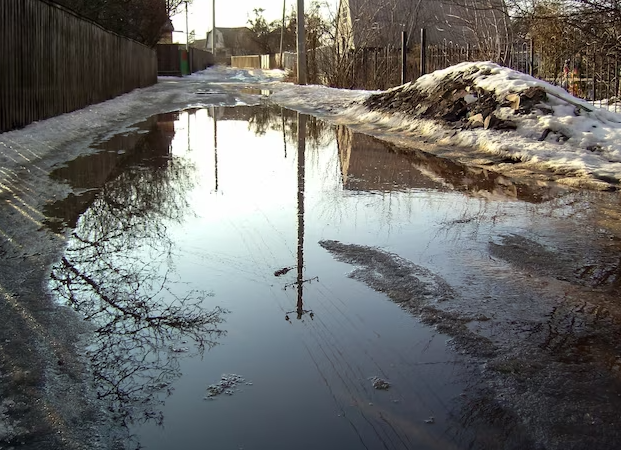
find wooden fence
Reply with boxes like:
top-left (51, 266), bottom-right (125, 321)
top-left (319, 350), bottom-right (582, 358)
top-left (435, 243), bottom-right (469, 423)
top-left (190, 48), bottom-right (214, 73)
top-left (157, 45), bottom-right (183, 76)
top-left (230, 55), bottom-right (276, 70)
top-left (424, 38), bottom-right (621, 109)
top-left (0, 0), bottom-right (157, 133)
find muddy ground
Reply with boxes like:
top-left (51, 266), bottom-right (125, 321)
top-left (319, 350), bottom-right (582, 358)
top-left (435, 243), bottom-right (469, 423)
top-left (320, 197), bottom-right (621, 450)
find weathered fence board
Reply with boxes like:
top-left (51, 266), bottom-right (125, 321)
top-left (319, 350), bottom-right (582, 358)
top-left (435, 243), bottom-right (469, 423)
top-left (156, 45), bottom-right (214, 76)
top-left (190, 48), bottom-right (214, 73)
top-left (0, 0), bottom-right (157, 133)
top-left (231, 55), bottom-right (263, 69)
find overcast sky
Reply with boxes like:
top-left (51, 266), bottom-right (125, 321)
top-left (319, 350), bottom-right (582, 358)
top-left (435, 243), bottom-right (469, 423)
top-left (171, 0), bottom-right (339, 42)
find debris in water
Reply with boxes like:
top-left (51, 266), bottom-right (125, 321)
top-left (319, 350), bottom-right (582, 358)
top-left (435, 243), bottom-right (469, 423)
top-left (205, 374), bottom-right (249, 399)
top-left (425, 416), bottom-right (435, 424)
top-left (170, 346), bottom-right (189, 353)
top-left (370, 376), bottom-right (390, 390)
top-left (274, 267), bottom-right (294, 277)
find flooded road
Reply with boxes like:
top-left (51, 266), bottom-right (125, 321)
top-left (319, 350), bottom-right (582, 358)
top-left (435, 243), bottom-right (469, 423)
top-left (44, 105), bottom-right (621, 450)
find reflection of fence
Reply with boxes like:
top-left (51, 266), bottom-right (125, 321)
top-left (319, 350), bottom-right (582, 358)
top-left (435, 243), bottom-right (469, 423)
top-left (1, 0), bottom-right (157, 133)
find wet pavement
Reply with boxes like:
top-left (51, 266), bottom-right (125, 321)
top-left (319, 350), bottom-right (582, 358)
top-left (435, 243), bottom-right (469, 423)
top-left (43, 105), bottom-right (621, 449)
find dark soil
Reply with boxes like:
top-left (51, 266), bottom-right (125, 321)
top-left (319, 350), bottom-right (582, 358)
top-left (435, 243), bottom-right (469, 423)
top-left (363, 66), bottom-right (547, 132)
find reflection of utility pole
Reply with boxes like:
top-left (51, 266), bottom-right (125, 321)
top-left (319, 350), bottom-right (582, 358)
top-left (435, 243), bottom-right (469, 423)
top-left (212, 107), bottom-right (219, 192)
top-left (296, 113), bottom-right (306, 318)
top-left (285, 113), bottom-right (315, 322)
top-left (282, 108), bottom-right (287, 158)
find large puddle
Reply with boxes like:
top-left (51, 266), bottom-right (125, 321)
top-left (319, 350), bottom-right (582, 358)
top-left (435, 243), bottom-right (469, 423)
top-left (44, 106), bottom-right (621, 449)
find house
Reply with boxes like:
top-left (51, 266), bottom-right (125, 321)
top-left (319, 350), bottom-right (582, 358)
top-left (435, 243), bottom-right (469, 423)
top-left (158, 18), bottom-right (175, 44)
top-left (205, 27), bottom-right (264, 57)
top-left (336, 0), bottom-right (509, 52)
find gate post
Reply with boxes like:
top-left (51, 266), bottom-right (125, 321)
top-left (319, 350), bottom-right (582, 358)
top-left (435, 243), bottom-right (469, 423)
top-left (420, 28), bottom-right (427, 76)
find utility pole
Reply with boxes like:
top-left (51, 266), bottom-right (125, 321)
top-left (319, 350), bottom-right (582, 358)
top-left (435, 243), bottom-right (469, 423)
top-left (279, 0), bottom-right (286, 69)
top-left (185, 1), bottom-right (189, 53)
top-left (296, 0), bottom-right (307, 84)
top-left (212, 0), bottom-right (216, 55)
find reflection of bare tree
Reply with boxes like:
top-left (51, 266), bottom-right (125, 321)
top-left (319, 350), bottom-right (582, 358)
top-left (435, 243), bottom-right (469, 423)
top-left (48, 114), bottom-right (226, 432)
top-left (208, 105), bottom-right (335, 150)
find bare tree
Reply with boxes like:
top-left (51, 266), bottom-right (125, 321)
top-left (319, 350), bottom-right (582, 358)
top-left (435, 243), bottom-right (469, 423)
top-left (54, 0), bottom-right (170, 47)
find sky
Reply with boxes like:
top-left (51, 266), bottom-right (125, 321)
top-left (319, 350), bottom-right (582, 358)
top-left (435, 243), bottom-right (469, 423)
top-left (171, 0), bottom-right (339, 43)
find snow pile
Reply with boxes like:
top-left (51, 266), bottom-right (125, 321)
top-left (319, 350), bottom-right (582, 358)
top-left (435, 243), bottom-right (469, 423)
top-left (186, 65), bottom-right (286, 84)
top-left (271, 62), bottom-right (621, 188)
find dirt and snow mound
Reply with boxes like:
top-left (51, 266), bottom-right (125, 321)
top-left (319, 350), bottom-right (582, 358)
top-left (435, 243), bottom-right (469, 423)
top-left (364, 69), bottom-right (548, 132)
top-left (356, 62), bottom-right (621, 188)
top-left (365, 63), bottom-right (604, 136)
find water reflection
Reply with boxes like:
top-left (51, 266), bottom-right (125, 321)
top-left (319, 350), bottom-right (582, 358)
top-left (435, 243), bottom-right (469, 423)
top-left (285, 113), bottom-right (315, 322)
top-left (44, 105), bottom-right (596, 450)
top-left (47, 113), bottom-right (226, 428)
top-left (336, 126), bottom-right (564, 202)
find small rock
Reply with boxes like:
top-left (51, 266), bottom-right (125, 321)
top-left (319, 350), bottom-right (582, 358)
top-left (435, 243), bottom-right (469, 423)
top-left (468, 113), bottom-right (484, 128)
top-left (370, 376), bottom-right (390, 390)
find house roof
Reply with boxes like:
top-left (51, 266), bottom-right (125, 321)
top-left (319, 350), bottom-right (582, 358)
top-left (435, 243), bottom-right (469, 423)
top-left (192, 39), bottom-right (208, 49)
top-left (340, 0), bottom-right (509, 48)
top-left (207, 27), bottom-right (264, 55)
top-left (161, 18), bottom-right (174, 33)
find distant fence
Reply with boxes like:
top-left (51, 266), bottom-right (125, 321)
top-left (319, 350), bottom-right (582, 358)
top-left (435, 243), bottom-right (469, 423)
top-left (157, 45), bottom-right (183, 76)
top-left (230, 55), bottom-right (276, 70)
top-left (0, 0), bottom-right (158, 133)
top-left (191, 48), bottom-right (214, 73)
top-left (156, 45), bottom-right (213, 76)
top-left (276, 52), bottom-right (297, 72)
top-left (424, 38), bottom-right (621, 109)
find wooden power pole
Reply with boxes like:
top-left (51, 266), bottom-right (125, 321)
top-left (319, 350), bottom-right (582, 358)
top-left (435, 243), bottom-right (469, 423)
top-left (212, 0), bottom-right (216, 55)
top-left (296, 0), bottom-right (307, 84)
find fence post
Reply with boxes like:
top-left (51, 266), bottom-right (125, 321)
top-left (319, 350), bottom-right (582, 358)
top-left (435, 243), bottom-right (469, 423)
top-left (529, 38), bottom-right (534, 77)
top-left (420, 28), bottom-right (427, 76)
top-left (401, 31), bottom-right (407, 85)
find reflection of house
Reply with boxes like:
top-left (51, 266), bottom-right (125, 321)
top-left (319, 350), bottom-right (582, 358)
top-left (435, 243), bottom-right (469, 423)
top-left (205, 27), bottom-right (263, 57)
top-left (336, 0), bottom-right (509, 51)
top-left (337, 127), bottom-right (444, 191)
top-left (336, 126), bottom-right (557, 202)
